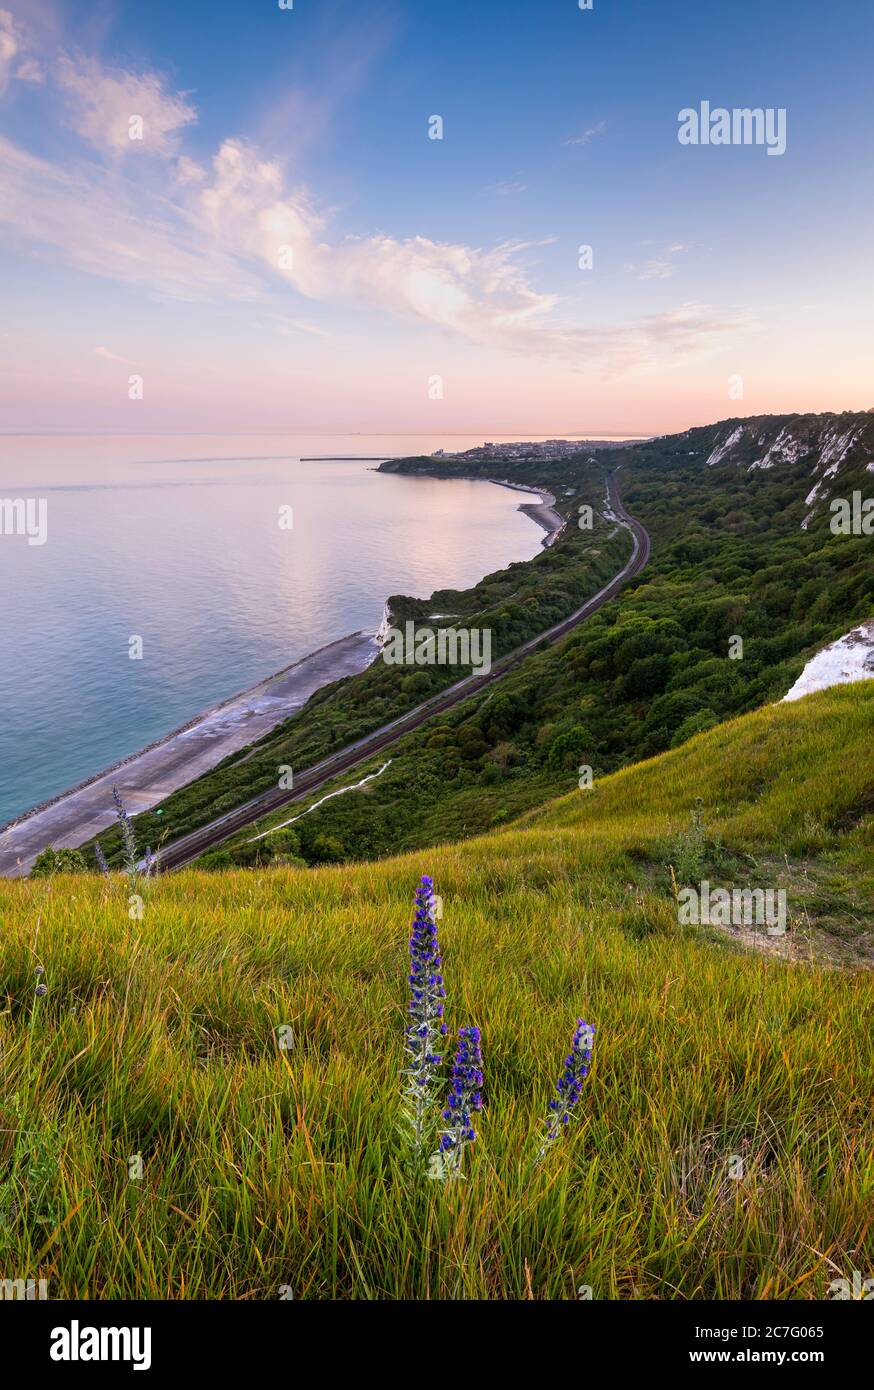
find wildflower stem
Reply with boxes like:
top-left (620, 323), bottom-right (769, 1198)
top-left (403, 875), bottom-right (446, 1156)
top-left (534, 1019), bottom-right (595, 1166)
top-left (430, 1025), bottom-right (483, 1180)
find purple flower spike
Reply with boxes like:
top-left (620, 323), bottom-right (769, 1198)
top-left (402, 875), bottom-right (446, 1153)
top-left (536, 1018), bottom-right (595, 1163)
top-left (430, 1025), bottom-right (483, 1179)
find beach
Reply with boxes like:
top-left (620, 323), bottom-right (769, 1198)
top-left (0, 631), bottom-right (377, 877)
top-left (489, 480), bottom-right (566, 544)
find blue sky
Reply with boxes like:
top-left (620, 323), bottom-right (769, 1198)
top-left (0, 0), bottom-right (872, 434)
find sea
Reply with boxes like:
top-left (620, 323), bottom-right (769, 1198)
top-left (0, 432), bottom-right (601, 824)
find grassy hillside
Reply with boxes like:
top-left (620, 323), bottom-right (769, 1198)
top-left (1, 685), bottom-right (871, 1298)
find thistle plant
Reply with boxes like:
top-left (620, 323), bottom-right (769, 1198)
top-left (428, 1025), bottom-right (483, 1181)
top-left (401, 874), bottom-right (447, 1155)
top-left (535, 1018), bottom-right (595, 1164)
top-left (112, 786), bottom-right (140, 888)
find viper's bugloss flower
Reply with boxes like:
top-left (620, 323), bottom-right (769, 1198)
top-left (112, 785), bottom-right (139, 884)
top-left (402, 875), bottom-right (446, 1153)
top-left (94, 840), bottom-right (110, 879)
top-left (431, 1025), bottom-right (482, 1178)
top-left (536, 1018), bottom-right (595, 1163)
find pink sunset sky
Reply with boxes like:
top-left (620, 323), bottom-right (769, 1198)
top-left (0, 0), bottom-right (872, 437)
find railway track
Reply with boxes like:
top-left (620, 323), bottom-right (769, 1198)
top-left (157, 477), bottom-right (651, 870)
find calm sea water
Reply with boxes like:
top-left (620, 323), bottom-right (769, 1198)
top-left (0, 433), bottom-right (578, 823)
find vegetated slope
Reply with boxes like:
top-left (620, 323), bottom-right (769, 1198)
top-left (85, 459), bottom-right (625, 870)
top-left (1, 686), bottom-right (871, 1299)
top-left (618, 408), bottom-right (874, 543)
top-left (384, 408), bottom-right (874, 534)
top-left (683, 409), bottom-right (874, 532)
top-left (203, 411), bottom-right (873, 869)
top-left (83, 410), bottom-right (873, 872)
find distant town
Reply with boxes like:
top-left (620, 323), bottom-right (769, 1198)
top-left (434, 438), bottom-right (643, 462)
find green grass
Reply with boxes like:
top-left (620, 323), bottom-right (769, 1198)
top-left (1, 685), bottom-right (871, 1298)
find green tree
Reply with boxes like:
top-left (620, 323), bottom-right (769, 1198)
top-left (308, 833), bottom-right (346, 864)
top-left (547, 726), bottom-right (591, 771)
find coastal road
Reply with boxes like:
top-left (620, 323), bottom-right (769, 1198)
top-left (156, 476), bottom-right (651, 870)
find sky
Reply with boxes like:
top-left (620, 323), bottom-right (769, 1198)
top-left (0, 0), bottom-right (872, 437)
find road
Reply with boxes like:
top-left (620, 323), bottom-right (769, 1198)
top-left (156, 476), bottom-right (651, 869)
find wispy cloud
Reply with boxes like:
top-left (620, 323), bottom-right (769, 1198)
top-left (56, 51), bottom-right (195, 155)
top-left (255, 11), bottom-right (396, 167)
top-left (94, 345), bottom-right (135, 364)
top-left (272, 315), bottom-right (332, 339)
top-left (15, 56), bottom-right (43, 83)
top-left (483, 176), bottom-right (528, 196)
top-left (0, 9), bottom-right (19, 91)
top-left (628, 258), bottom-right (675, 281)
top-left (0, 134), bottom-right (259, 301)
top-left (625, 242), bottom-right (690, 281)
top-left (0, 6), bottom-right (42, 90)
top-left (0, 36), bottom-right (743, 376)
top-left (563, 120), bottom-right (606, 147)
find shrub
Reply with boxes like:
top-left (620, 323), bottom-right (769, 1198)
top-left (30, 846), bottom-right (88, 878)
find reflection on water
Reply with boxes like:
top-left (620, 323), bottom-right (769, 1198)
top-left (0, 434), bottom-right (546, 821)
